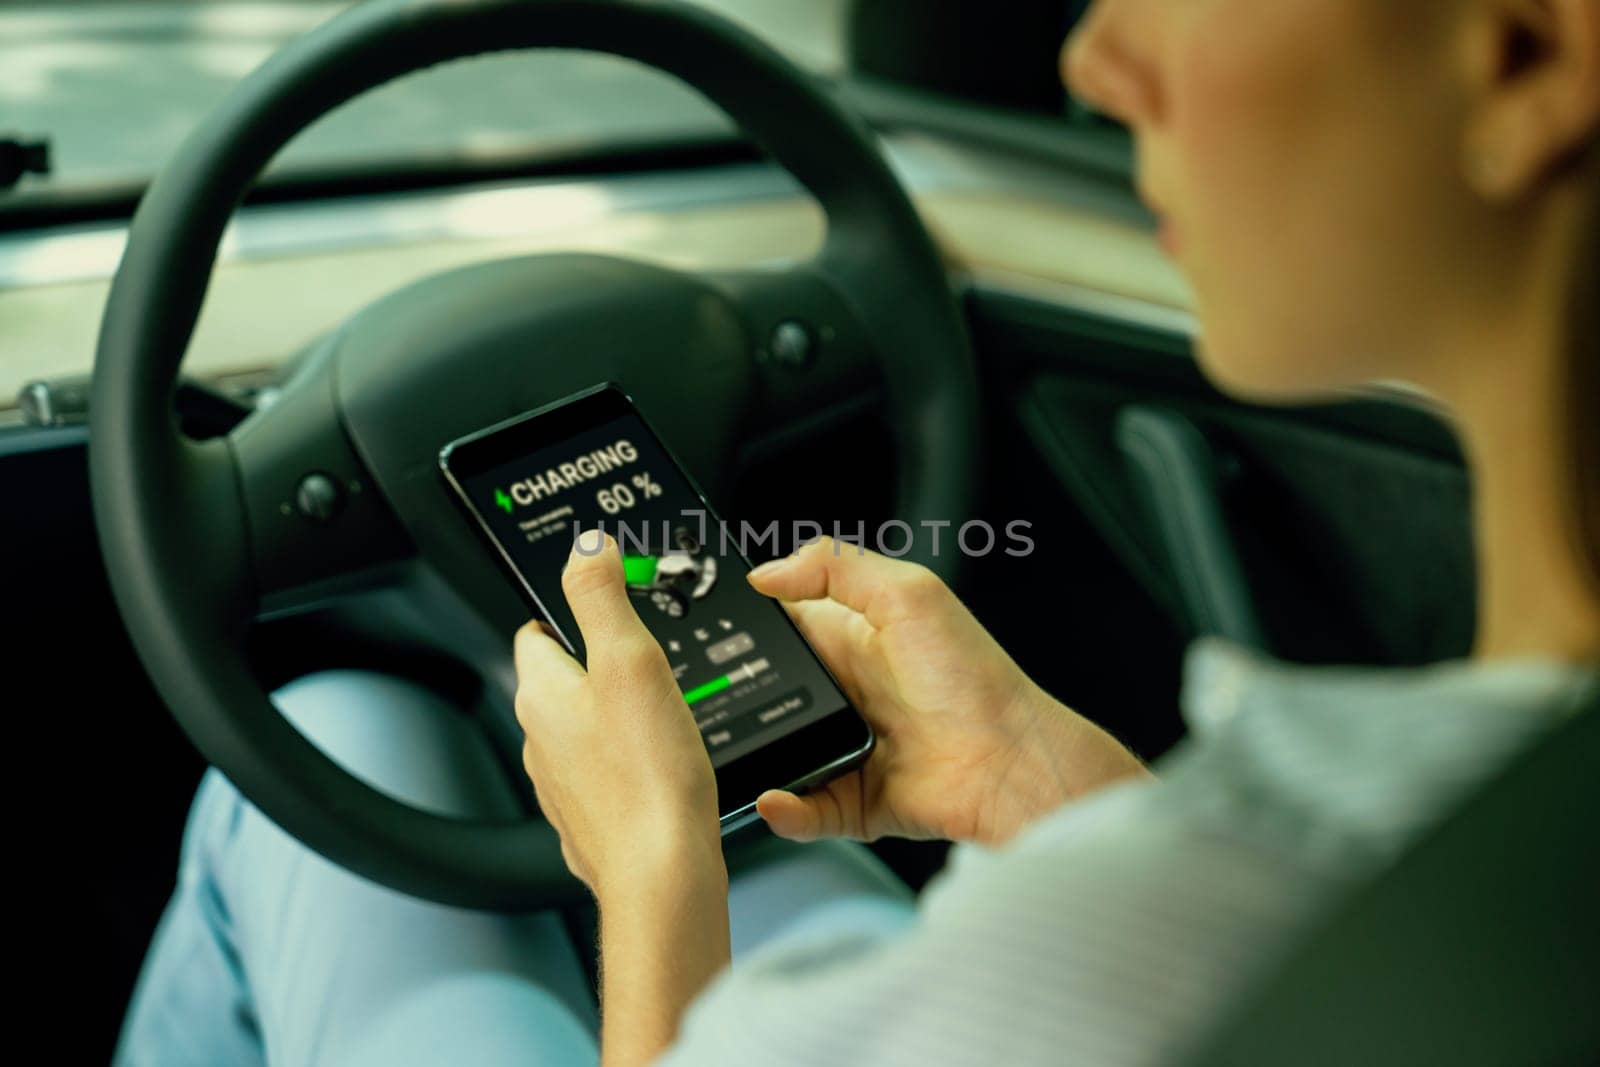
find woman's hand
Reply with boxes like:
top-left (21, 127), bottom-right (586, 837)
top-left (749, 538), bottom-right (1148, 847)
top-left (514, 530), bottom-right (731, 1067)
top-left (512, 530), bottom-right (724, 898)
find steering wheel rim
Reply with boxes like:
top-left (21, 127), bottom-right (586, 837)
top-left (90, 0), bottom-right (979, 910)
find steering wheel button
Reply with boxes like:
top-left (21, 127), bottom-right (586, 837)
top-left (295, 472), bottom-right (344, 522)
top-left (767, 319), bottom-right (816, 367)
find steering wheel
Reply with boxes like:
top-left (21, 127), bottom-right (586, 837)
top-left (90, 0), bottom-right (979, 910)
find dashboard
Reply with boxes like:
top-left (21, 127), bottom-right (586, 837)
top-left (0, 129), bottom-right (1193, 423)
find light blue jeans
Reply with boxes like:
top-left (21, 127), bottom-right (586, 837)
top-left (115, 670), bottom-right (915, 1066)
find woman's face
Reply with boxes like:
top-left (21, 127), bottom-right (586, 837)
top-left (1063, 0), bottom-right (1481, 401)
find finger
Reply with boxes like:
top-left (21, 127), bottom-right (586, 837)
top-left (746, 536), bottom-right (944, 627)
top-left (780, 599), bottom-right (872, 708)
top-left (522, 741), bottom-right (568, 832)
top-left (756, 779), bottom-right (861, 841)
top-left (512, 620), bottom-right (585, 718)
top-left (522, 738), bottom-right (548, 794)
top-left (781, 598), bottom-right (858, 665)
top-left (561, 530), bottom-right (656, 666)
top-left (755, 789), bottom-right (825, 841)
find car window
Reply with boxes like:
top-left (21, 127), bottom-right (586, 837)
top-left (846, 1), bottom-right (1120, 130)
top-left (0, 0), bottom-right (850, 195)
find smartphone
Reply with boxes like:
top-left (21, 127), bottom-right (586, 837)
top-left (439, 383), bottom-right (874, 832)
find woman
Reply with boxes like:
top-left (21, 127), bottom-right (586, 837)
top-left (118, 0), bottom-right (1600, 1064)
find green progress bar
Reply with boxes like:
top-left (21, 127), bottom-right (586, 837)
top-left (622, 555), bottom-right (659, 585)
top-left (683, 675), bottom-right (732, 706)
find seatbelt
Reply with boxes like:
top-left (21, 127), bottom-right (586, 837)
top-left (1183, 674), bottom-right (1600, 1067)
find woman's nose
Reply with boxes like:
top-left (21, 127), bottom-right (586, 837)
top-left (1061, 0), bottom-right (1160, 127)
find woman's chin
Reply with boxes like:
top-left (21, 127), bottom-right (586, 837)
top-left (1191, 332), bottom-right (1351, 406)
top-left (1188, 332), bottom-right (1283, 401)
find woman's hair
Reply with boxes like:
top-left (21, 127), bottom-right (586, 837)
top-left (1571, 158), bottom-right (1600, 598)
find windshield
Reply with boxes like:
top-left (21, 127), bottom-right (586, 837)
top-left (1, 0), bottom-right (847, 194)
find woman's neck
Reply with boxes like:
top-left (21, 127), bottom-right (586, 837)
top-left (1448, 281), bottom-right (1600, 664)
top-left (1464, 401), bottom-right (1600, 664)
top-left (1433, 168), bottom-right (1600, 666)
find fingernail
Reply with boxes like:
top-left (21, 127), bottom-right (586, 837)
top-left (570, 528), bottom-right (611, 559)
top-left (747, 557), bottom-right (792, 582)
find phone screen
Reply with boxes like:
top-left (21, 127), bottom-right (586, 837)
top-left (441, 387), bottom-right (868, 809)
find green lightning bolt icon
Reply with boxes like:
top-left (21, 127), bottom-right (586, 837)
top-left (494, 488), bottom-right (514, 514)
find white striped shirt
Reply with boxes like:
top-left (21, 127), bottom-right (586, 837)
top-left (660, 639), bottom-right (1597, 1066)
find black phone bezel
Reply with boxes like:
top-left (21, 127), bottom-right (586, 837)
top-left (438, 382), bottom-right (874, 826)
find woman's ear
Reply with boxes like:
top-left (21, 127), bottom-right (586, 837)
top-left (1462, 0), bottom-right (1600, 200)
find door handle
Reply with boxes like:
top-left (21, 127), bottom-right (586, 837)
top-left (1116, 406), bottom-right (1268, 650)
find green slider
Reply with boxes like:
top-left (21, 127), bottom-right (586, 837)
top-left (683, 674), bottom-right (731, 706)
top-left (622, 554), bottom-right (659, 585)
